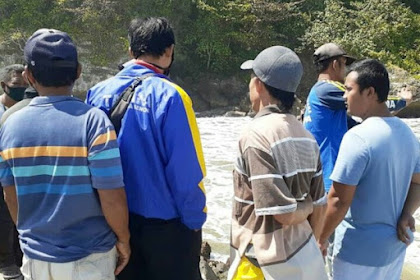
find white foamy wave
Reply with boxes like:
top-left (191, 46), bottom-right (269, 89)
top-left (198, 117), bottom-right (420, 279)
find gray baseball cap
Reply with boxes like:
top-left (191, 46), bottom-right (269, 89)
top-left (240, 46), bottom-right (303, 93)
top-left (313, 43), bottom-right (356, 65)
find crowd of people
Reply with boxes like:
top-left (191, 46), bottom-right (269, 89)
top-left (0, 16), bottom-right (418, 280)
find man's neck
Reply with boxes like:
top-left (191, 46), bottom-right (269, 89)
top-left (318, 72), bottom-right (343, 84)
top-left (0, 93), bottom-right (16, 108)
top-left (362, 103), bottom-right (393, 120)
top-left (318, 73), bottom-right (333, 81)
top-left (136, 56), bottom-right (165, 74)
top-left (35, 86), bottom-right (73, 97)
top-left (257, 90), bottom-right (284, 112)
top-left (134, 60), bottom-right (163, 74)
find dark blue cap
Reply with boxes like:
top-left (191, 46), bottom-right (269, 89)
top-left (24, 29), bottom-right (78, 68)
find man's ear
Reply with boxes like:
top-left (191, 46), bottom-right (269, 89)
top-left (362, 86), bottom-right (377, 102)
top-left (332, 59), bottom-right (339, 71)
top-left (254, 78), bottom-right (265, 95)
top-left (128, 47), bottom-right (135, 59)
top-left (164, 44), bottom-right (175, 58)
top-left (366, 86), bottom-right (375, 98)
top-left (0, 81), bottom-right (5, 92)
top-left (23, 67), bottom-right (34, 85)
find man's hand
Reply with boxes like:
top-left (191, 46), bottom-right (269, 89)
top-left (308, 201), bottom-right (327, 240)
top-left (274, 196), bottom-right (313, 225)
top-left (397, 173), bottom-right (420, 245)
top-left (317, 239), bottom-right (328, 257)
top-left (115, 240), bottom-right (131, 275)
top-left (96, 188), bottom-right (131, 275)
top-left (397, 212), bottom-right (415, 245)
top-left (397, 87), bottom-right (413, 106)
top-left (3, 186), bottom-right (18, 225)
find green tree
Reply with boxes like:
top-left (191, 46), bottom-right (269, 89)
top-left (0, 0), bottom-right (76, 53)
top-left (303, 0), bottom-right (420, 74)
top-left (182, 0), bottom-right (309, 74)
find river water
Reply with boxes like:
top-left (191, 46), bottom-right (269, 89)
top-left (198, 117), bottom-right (420, 280)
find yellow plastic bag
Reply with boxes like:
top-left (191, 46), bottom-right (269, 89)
top-left (232, 256), bottom-right (264, 280)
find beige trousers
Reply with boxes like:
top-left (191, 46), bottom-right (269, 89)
top-left (261, 236), bottom-right (329, 280)
top-left (21, 247), bottom-right (117, 280)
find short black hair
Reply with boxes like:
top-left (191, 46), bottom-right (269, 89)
top-left (348, 59), bottom-right (389, 103)
top-left (128, 17), bottom-right (175, 58)
top-left (264, 83), bottom-right (295, 112)
top-left (27, 64), bottom-right (78, 87)
top-left (314, 56), bottom-right (342, 73)
top-left (0, 64), bottom-right (24, 83)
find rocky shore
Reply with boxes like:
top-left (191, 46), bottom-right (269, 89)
top-left (200, 242), bottom-right (229, 280)
top-left (1, 243), bottom-right (230, 280)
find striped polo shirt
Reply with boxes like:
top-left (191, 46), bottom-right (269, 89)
top-left (0, 96), bottom-right (124, 263)
top-left (231, 105), bottom-right (326, 269)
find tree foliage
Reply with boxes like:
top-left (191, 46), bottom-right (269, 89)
top-left (303, 0), bottom-right (420, 73)
top-left (0, 0), bottom-right (418, 77)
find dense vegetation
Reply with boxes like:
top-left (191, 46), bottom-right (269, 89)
top-left (0, 0), bottom-right (419, 108)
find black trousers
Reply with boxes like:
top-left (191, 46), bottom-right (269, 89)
top-left (0, 191), bottom-right (22, 269)
top-left (117, 213), bottom-right (202, 280)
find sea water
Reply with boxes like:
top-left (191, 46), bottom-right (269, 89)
top-left (198, 117), bottom-right (420, 279)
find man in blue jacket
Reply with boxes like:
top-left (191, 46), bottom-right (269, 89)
top-left (303, 43), bottom-right (355, 275)
top-left (86, 17), bottom-right (207, 280)
top-left (303, 43), bottom-right (355, 194)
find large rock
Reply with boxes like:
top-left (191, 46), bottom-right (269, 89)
top-left (181, 75), bottom-right (248, 112)
top-left (200, 256), bottom-right (219, 280)
top-left (201, 241), bottom-right (212, 260)
top-left (208, 260), bottom-right (228, 280)
top-left (199, 242), bottom-right (229, 280)
top-left (396, 101), bottom-right (420, 118)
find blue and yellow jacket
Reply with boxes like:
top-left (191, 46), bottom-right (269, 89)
top-left (86, 62), bottom-right (206, 229)
top-left (303, 80), bottom-right (347, 192)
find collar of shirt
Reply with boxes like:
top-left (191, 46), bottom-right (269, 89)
top-left (29, 95), bottom-right (80, 106)
top-left (254, 104), bottom-right (290, 119)
top-left (117, 61), bottom-right (168, 81)
top-left (134, 60), bottom-right (162, 74)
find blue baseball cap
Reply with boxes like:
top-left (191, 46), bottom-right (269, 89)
top-left (24, 29), bottom-right (78, 68)
top-left (241, 46), bottom-right (303, 93)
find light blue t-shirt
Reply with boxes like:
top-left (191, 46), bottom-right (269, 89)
top-left (330, 117), bottom-right (420, 267)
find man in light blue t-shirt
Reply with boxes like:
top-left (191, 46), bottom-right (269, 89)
top-left (318, 59), bottom-right (420, 280)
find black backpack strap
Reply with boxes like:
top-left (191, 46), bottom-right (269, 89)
top-left (109, 73), bottom-right (155, 135)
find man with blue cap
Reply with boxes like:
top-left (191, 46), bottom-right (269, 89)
top-left (0, 64), bottom-right (27, 280)
top-left (228, 46), bottom-right (328, 280)
top-left (0, 29), bottom-right (130, 280)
